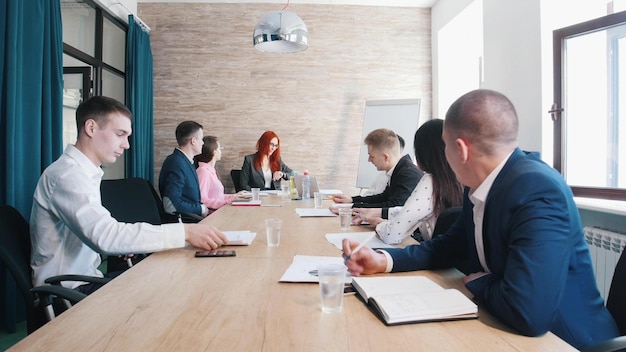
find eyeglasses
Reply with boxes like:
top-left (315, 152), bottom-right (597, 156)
top-left (269, 143), bottom-right (279, 149)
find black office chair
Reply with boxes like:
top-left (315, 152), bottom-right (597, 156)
top-left (100, 177), bottom-right (178, 272)
top-left (411, 206), bottom-right (462, 243)
top-left (0, 205), bottom-right (104, 334)
top-left (432, 206), bottom-right (462, 238)
top-left (411, 206), bottom-right (469, 274)
top-left (231, 169), bottom-right (243, 192)
top-left (101, 177), bottom-right (165, 226)
top-left (580, 248), bottom-right (626, 352)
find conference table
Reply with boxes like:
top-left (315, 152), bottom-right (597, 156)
top-left (10, 193), bottom-right (576, 351)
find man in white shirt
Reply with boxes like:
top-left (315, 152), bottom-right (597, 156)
top-left (30, 96), bottom-right (227, 294)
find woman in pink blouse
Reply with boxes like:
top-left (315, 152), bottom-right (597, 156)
top-left (194, 136), bottom-right (241, 211)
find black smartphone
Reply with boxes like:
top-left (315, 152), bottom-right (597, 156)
top-left (194, 250), bottom-right (236, 257)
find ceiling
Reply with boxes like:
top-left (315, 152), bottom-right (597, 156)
top-left (136, 0), bottom-right (439, 7)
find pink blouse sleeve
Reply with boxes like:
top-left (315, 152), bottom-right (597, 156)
top-left (197, 167), bottom-right (228, 210)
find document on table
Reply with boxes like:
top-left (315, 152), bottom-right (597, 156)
top-left (319, 189), bottom-right (343, 195)
top-left (279, 255), bottom-right (352, 283)
top-left (325, 231), bottom-right (396, 250)
top-left (239, 191), bottom-right (270, 198)
top-left (352, 276), bottom-right (478, 325)
top-left (224, 231), bottom-right (256, 245)
top-left (232, 200), bottom-right (262, 206)
top-left (295, 208), bottom-right (336, 217)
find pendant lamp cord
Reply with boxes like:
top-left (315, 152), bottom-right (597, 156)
top-left (282, 0), bottom-right (290, 11)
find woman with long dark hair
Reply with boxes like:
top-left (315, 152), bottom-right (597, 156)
top-left (194, 136), bottom-right (243, 211)
top-left (240, 131), bottom-right (293, 191)
top-left (354, 119), bottom-right (463, 244)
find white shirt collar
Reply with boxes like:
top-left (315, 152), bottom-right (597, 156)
top-left (469, 151), bottom-right (514, 204)
top-left (65, 144), bottom-right (104, 179)
top-left (176, 147), bottom-right (194, 163)
top-left (386, 157), bottom-right (400, 178)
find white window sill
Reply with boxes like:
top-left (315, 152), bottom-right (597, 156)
top-left (574, 197), bottom-right (626, 216)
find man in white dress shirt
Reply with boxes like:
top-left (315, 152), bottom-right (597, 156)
top-left (30, 96), bottom-right (227, 294)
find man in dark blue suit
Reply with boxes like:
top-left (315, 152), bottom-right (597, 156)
top-left (342, 89), bottom-right (619, 349)
top-left (159, 121), bottom-right (208, 219)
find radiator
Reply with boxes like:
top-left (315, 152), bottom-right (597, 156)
top-left (584, 226), bottom-right (626, 301)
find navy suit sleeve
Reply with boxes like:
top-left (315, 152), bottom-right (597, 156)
top-left (464, 170), bottom-right (577, 337)
top-left (160, 154), bottom-right (203, 215)
top-left (386, 201), bottom-right (472, 272)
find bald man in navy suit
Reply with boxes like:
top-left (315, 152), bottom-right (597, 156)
top-left (342, 89), bottom-right (619, 349)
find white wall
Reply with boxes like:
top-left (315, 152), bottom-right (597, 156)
top-left (432, 0), bottom-right (613, 163)
top-left (431, 0), bottom-right (474, 119)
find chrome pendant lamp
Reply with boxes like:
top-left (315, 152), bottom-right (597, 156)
top-left (253, 2), bottom-right (308, 53)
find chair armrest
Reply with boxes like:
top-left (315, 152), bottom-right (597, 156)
top-left (580, 336), bottom-right (626, 352)
top-left (30, 285), bottom-right (87, 304)
top-left (44, 275), bottom-right (111, 286)
top-left (176, 212), bottom-right (204, 223)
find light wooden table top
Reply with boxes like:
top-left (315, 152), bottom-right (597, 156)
top-left (11, 195), bottom-right (576, 351)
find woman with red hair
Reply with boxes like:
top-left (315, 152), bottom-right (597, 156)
top-left (240, 131), bottom-right (293, 191)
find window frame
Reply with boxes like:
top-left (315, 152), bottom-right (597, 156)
top-left (62, 0), bottom-right (127, 98)
top-left (553, 11), bottom-right (626, 201)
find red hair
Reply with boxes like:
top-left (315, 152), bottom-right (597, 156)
top-left (253, 131), bottom-right (281, 172)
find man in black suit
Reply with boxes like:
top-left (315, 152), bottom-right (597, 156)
top-left (334, 128), bottom-right (423, 208)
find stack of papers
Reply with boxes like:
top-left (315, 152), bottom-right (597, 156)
top-left (232, 200), bottom-right (262, 206)
top-left (325, 232), bottom-right (396, 250)
top-left (224, 231), bottom-right (256, 245)
top-left (295, 208), bottom-right (336, 217)
top-left (319, 189), bottom-right (343, 196)
top-left (239, 191), bottom-right (269, 198)
top-left (279, 255), bottom-right (352, 283)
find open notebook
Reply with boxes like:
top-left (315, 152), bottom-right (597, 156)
top-left (352, 276), bottom-right (478, 325)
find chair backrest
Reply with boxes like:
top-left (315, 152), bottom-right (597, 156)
top-left (100, 178), bottom-right (163, 225)
top-left (431, 206), bottom-right (470, 274)
top-left (432, 206), bottom-right (462, 238)
top-left (231, 169), bottom-right (243, 192)
top-left (0, 205), bottom-right (47, 333)
top-left (100, 178), bottom-right (172, 271)
top-left (607, 247), bottom-right (626, 335)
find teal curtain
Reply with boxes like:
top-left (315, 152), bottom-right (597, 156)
top-left (125, 15), bottom-right (154, 183)
top-left (0, 0), bottom-right (63, 333)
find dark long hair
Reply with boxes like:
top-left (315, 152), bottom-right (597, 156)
top-left (194, 136), bottom-right (219, 168)
top-left (253, 131), bottom-right (281, 172)
top-left (414, 119), bottom-right (463, 216)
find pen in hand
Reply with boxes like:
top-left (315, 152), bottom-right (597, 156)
top-left (343, 232), bottom-right (377, 263)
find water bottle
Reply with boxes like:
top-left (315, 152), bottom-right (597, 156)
top-left (289, 171), bottom-right (298, 199)
top-left (302, 170), bottom-right (311, 199)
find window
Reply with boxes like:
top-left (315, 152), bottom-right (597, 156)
top-left (553, 11), bottom-right (626, 200)
top-left (61, 0), bottom-right (127, 179)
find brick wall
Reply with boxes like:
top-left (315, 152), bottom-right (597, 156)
top-left (139, 3), bottom-right (431, 195)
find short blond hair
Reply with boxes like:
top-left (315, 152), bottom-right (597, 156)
top-left (364, 128), bottom-right (400, 156)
